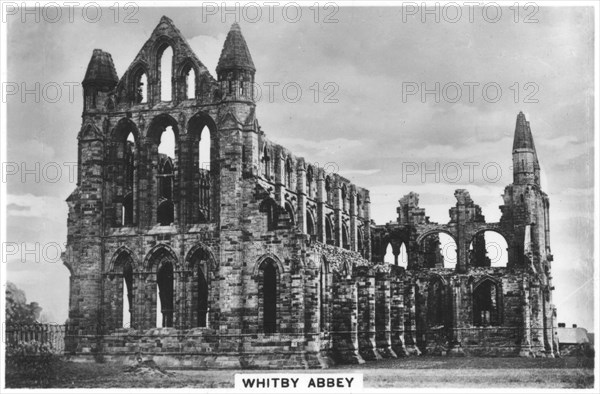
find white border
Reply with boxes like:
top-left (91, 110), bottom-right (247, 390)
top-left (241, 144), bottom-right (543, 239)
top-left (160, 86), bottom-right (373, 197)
top-left (0, 1), bottom-right (598, 393)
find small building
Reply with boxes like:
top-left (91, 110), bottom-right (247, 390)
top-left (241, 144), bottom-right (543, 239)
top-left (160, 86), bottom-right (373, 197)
top-left (556, 324), bottom-right (594, 356)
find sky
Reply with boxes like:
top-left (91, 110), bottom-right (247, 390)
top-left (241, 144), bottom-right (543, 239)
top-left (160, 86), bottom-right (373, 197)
top-left (2, 4), bottom-right (596, 330)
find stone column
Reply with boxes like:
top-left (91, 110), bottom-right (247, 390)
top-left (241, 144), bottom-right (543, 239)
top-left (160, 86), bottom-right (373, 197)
top-left (143, 139), bottom-right (159, 227)
top-left (357, 272), bottom-right (380, 360)
top-left (334, 182), bottom-right (342, 247)
top-left (454, 191), bottom-right (468, 273)
top-left (349, 187), bottom-right (358, 251)
top-left (296, 160), bottom-right (306, 233)
top-left (390, 274), bottom-right (407, 356)
top-left (542, 288), bottom-right (555, 357)
top-left (174, 269), bottom-right (187, 329)
top-left (403, 284), bottom-right (421, 355)
top-left (275, 150), bottom-right (284, 207)
top-left (304, 269), bottom-right (325, 367)
top-left (529, 282), bottom-right (545, 356)
top-left (291, 273), bottom-right (306, 336)
top-left (518, 275), bottom-right (533, 357)
top-left (316, 170), bottom-right (326, 243)
top-left (447, 277), bottom-right (465, 356)
top-left (331, 276), bottom-right (364, 364)
top-left (364, 192), bottom-right (372, 261)
top-left (375, 272), bottom-right (397, 358)
top-left (178, 132), bottom-right (192, 226)
top-left (552, 305), bottom-right (560, 357)
top-left (138, 272), bottom-right (157, 330)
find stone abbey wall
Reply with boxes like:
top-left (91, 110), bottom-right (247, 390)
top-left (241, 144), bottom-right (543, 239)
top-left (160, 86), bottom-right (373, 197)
top-left (63, 17), bottom-right (557, 369)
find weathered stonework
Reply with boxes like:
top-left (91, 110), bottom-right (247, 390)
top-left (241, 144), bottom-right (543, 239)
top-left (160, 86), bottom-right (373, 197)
top-left (64, 17), bottom-right (557, 369)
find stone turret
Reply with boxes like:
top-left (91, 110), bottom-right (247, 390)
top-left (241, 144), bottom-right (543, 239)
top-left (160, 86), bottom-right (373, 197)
top-left (83, 49), bottom-right (119, 87)
top-left (216, 23), bottom-right (256, 102)
top-left (82, 49), bottom-right (118, 111)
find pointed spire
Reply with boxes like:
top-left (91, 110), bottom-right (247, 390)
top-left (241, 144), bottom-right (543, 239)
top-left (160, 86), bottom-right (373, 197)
top-left (512, 111), bottom-right (541, 186)
top-left (217, 23), bottom-right (255, 74)
top-left (512, 111), bottom-right (537, 152)
top-left (83, 49), bottom-right (119, 88)
top-left (159, 15), bottom-right (174, 24)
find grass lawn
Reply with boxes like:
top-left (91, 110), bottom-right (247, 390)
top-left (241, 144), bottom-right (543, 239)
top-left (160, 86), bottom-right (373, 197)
top-left (5, 356), bottom-right (595, 389)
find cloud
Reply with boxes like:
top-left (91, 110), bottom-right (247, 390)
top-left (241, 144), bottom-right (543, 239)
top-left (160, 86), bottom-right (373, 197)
top-left (7, 194), bottom-right (67, 223)
top-left (341, 169), bottom-right (381, 176)
top-left (187, 33), bottom-right (226, 76)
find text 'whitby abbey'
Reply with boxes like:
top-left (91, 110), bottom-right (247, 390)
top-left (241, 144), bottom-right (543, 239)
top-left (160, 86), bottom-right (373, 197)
top-left (63, 17), bottom-right (557, 368)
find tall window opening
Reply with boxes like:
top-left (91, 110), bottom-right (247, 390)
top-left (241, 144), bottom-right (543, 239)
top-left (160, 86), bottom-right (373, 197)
top-left (420, 232), bottom-right (457, 269)
top-left (122, 193), bottom-right (133, 227)
top-left (285, 202), bottom-right (295, 226)
top-left (159, 46), bottom-right (173, 102)
top-left (122, 262), bottom-right (133, 328)
top-left (112, 250), bottom-right (135, 330)
top-left (473, 279), bottom-right (501, 326)
top-left (198, 125), bottom-right (211, 221)
top-left (120, 131), bottom-right (136, 226)
top-left (342, 223), bottom-right (349, 249)
top-left (325, 176), bottom-right (332, 205)
top-left (306, 211), bottom-right (316, 237)
top-left (399, 242), bottom-right (408, 268)
top-left (384, 242), bottom-right (394, 264)
top-left (198, 125), bottom-right (211, 171)
top-left (188, 114), bottom-right (215, 224)
top-left (188, 248), bottom-right (211, 328)
top-left (134, 71), bottom-right (148, 104)
top-left (325, 217), bottom-right (334, 245)
top-left (285, 158), bottom-right (293, 189)
top-left (262, 260), bottom-right (277, 333)
top-left (185, 65), bottom-right (196, 100)
top-left (357, 228), bottom-right (364, 257)
top-left (469, 231), bottom-right (509, 267)
top-left (157, 126), bottom-right (175, 226)
top-left (157, 201), bottom-right (174, 226)
top-left (262, 146), bottom-right (271, 179)
top-left (427, 279), bottom-right (446, 328)
top-left (197, 266), bottom-right (208, 327)
top-left (156, 261), bottom-right (174, 328)
top-left (260, 199), bottom-right (279, 231)
top-left (306, 166), bottom-right (314, 198)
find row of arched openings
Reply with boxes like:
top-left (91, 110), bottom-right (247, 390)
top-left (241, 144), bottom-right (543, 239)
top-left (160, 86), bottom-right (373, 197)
top-left (132, 43), bottom-right (197, 104)
top-left (259, 153), bottom-right (363, 216)
top-left (114, 251), bottom-right (283, 333)
top-left (383, 230), bottom-right (508, 269)
top-left (112, 246), bottom-right (210, 329)
top-left (260, 199), bottom-right (361, 252)
top-left (419, 277), bottom-right (502, 332)
top-left (115, 113), bottom-right (212, 227)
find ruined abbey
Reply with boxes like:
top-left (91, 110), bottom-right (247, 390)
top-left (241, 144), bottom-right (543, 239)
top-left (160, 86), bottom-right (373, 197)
top-left (63, 17), bottom-right (557, 368)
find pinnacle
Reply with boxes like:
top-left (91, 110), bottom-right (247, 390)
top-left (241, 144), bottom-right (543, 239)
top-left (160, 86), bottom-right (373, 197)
top-left (216, 22), bottom-right (255, 73)
top-left (83, 49), bottom-right (119, 87)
